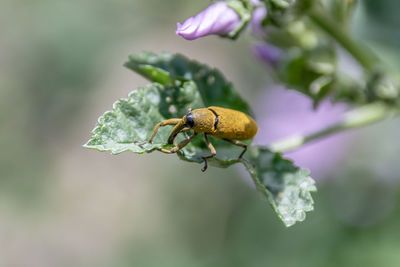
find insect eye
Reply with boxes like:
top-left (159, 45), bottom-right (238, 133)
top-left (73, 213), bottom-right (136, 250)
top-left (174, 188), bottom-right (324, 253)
top-left (186, 113), bottom-right (194, 127)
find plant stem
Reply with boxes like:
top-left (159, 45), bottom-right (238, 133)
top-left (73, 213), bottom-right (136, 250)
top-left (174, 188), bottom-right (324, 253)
top-left (308, 7), bottom-right (379, 72)
top-left (268, 102), bottom-right (397, 153)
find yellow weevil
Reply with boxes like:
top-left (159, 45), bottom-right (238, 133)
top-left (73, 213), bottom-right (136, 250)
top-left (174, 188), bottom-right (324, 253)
top-left (149, 106), bottom-right (258, 171)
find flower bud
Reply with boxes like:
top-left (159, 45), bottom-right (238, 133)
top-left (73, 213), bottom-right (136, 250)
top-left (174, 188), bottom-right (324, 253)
top-left (251, 6), bottom-right (267, 36)
top-left (176, 2), bottom-right (241, 40)
top-left (252, 42), bottom-right (283, 67)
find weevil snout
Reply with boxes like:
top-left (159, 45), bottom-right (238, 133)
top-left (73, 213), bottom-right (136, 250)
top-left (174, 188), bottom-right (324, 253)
top-left (166, 109), bottom-right (195, 145)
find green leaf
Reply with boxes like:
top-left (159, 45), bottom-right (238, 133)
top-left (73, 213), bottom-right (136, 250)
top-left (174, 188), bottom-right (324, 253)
top-left (243, 146), bottom-right (317, 227)
top-left (84, 80), bottom-right (249, 165)
top-left (278, 45), bottom-right (336, 106)
top-left (85, 52), bottom-right (317, 226)
top-left (84, 81), bottom-right (202, 155)
top-left (124, 51), bottom-right (252, 115)
top-left (85, 52), bottom-right (254, 165)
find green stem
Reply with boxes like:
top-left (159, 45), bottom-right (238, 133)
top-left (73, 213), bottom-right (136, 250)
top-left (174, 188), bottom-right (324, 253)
top-left (269, 102), bottom-right (397, 153)
top-left (308, 7), bottom-right (379, 71)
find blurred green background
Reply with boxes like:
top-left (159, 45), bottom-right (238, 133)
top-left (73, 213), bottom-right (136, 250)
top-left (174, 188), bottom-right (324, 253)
top-left (1, 0), bottom-right (400, 266)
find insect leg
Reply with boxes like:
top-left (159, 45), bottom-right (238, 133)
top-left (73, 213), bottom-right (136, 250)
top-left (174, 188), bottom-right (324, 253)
top-left (181, 127), bottom-right (192, 139)
top-left (223, 139), bottom-right (247, 158)
top-left (159, 132), bottom-right (198, 154)
top-left (148, 118), bottom-right (181, 143)
top-left (180, 127), bottom-right (191, 133)
top-left (201, 133), bottom-right (217, 172)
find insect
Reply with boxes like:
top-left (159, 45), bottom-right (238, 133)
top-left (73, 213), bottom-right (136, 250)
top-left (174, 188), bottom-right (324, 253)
top-left (148, 106), bottom-right (258, 171)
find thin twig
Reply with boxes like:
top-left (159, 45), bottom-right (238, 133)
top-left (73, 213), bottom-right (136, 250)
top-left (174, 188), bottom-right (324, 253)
top-left (308, 7), bottom-right (379, 72)
top-left (268, 102), bottom-right (398, 153)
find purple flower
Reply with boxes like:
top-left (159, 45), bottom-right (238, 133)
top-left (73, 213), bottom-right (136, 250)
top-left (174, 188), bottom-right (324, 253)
top-left (254, 87), bottom-right (353, 179)
top-left (251, 6), bottom-right (267, 36)
top-left (176, 2), bottom-right (241, 41)
top-left (252, 43), bottom-right (283, 67)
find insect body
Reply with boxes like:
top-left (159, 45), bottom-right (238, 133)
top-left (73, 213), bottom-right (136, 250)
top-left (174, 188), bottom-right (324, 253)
top-left (148, 106), bottom-right (258, 171)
